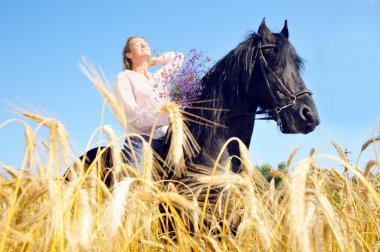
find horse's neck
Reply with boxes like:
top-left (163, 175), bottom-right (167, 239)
top-left (187, 112), bottom-right (257, 172)
top-left (225, 111), bottom-right (257, 147)
top-left (185, 97), bottom-right (257, 168)
top-left (185, 47), bottom-right (261, 166)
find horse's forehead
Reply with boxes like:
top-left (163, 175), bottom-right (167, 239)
top-left (278, 59), bottom-right (306, 93)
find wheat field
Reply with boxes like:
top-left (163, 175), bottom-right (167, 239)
top-left (1, 64), bottom-right (379, 251)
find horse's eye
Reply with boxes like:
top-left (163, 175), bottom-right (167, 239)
top-left (267, 49), bottom-right (279, 65)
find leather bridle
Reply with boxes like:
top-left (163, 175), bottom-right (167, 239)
top-left (226, 40), bottom-right (313, 131)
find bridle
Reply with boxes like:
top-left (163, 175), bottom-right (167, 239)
top-left (225, 40), bottom-right (313, 131)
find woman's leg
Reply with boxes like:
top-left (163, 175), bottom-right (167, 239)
top-left (123, 136), bottom-right (144, 173)
top-left (123, 136), bottom-right (166, 175)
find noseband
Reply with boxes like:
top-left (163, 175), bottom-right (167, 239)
top-left (226, 40), bottom-right (313, 131)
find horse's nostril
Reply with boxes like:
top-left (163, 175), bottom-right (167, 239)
top-left (300, 106), bottom-right (314, 122)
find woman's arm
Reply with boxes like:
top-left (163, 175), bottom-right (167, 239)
top-left (148, 56), bottom-right (160, 67)
top-left (152, 51), bottom-right (185, 81)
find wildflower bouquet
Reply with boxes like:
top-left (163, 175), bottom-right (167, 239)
top-left (158, 49), bottom-right (214, 105)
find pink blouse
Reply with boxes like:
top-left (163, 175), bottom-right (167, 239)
top-left (114, 52), bottom-right (184, 139)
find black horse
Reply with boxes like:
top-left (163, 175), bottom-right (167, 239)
top-left (167, 18), bottom-right (320, 175)
top-left (65, 19), bottom-right (320, 185)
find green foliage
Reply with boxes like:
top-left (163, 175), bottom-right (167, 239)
top-left (257, 162), bottom-right (287, 187)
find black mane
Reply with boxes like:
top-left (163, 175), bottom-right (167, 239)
top-left (272, 34), bottom-right (304, 72)
top-left (186, 33), bottom-right (262, 152)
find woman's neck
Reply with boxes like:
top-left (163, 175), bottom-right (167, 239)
top-left (132, 60), bottom-right (149, 77)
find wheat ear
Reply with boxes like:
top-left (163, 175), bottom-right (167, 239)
top-left (24, 124), bottom-right (36, 168)
top-left (78, 58), bottom-right (127, 130)
top-left (288, 159), bottom-right (311, 251)
top-left (158, 102), bottom-right (186, 177)
top-left (102, 125), bottom-right (122, 182)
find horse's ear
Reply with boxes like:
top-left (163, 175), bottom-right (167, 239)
top-left (258, 18), bottom-right (275, 42)
top-left (280, 20), bottom-right (289, 39)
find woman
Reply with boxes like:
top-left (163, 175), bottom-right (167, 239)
top-left (114, 37), bottom-right (184, 170)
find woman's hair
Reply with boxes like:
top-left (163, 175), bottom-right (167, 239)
top-left (122, 36), bottom-right (145, 70)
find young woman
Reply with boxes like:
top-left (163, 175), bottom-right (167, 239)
top-left (114, 37), bottom-right (184, 169)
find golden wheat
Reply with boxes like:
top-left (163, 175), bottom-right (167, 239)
top-left (1, 66), bottom-right (380, 250)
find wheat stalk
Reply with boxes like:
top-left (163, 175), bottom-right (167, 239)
top-left (77, 189), bottom-right (93, 249)
top-left (364, 160), bottom-right (379, 177)
top-left (24, 124), bottom-right (36, 168)
top-left (361, 136), bottom-right (380, 152)
top-left (287, 147), bottom-right (298, 168)
top-left (141, 138), bottom-right (154, 182)
top-left (288, 159), bottom-right (311, 251)
top-left (102, 178), bottom-right (135, 239)
top-left (315, 184), bottom-right (348, 251)
top-left (102, 125), bottom-right (122, 183)
top-left (331, 141), bottom-right (348, 163)
top-left (159, 102), bottom-right (186, 177)
top-left (78, 59), bottom-right (127, 130)
top-left (56, 122), bottom-right (70, 166)
top-left (22, 112), bottom-right (57, 128)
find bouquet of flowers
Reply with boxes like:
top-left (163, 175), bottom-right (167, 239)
top-left (155, 49), bottom-right (214, 105)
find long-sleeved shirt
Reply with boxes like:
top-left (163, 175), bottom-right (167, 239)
top-left (114, 51), bottom-right (184, 139)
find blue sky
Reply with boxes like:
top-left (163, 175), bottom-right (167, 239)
top-left (1, 0), bottom-right (379, 171)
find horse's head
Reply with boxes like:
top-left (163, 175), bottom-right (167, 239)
top-left (252, 19), bottom-right (320, 134)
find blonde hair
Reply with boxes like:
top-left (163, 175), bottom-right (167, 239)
top-left (122, 36), bottom-right (145, 70)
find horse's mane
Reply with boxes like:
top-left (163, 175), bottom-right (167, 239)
top-left (187, 32), bottom-right (260, 149)
top-left (273, 34), bottom-right (304, 72)
top-left (187, 31), bottom-right (304, 152)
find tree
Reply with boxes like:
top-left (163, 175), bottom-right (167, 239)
top-left (257, 162), bottom-right (287, 187)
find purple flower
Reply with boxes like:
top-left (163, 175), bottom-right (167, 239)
top-left (154, 48), bottom-right (215, 105)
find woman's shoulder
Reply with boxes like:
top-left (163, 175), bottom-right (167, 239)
top-left (117, 69), bottom-right (132, 77)
top-left (115, 70), bottom-right (132, 87)
top-left (116, 69), bottom-right (136, 80)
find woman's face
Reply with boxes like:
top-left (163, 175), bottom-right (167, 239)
top-left (127, 37), bottom-right (151, 61)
